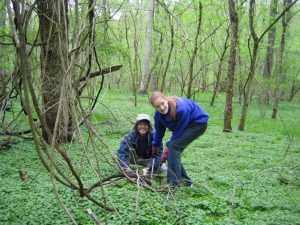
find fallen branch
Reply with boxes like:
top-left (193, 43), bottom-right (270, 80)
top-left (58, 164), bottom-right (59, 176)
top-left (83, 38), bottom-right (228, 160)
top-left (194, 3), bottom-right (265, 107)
top-left (85, 171), bottom-right (153, 195)
top-left (0, 129), bottom-right (33, 140)
top-left (77, 65), bottom-right (122, 83)
top-left (87, 208), bottom-right (103, 225)
top-left (0, 139), bottom-right (19, 150)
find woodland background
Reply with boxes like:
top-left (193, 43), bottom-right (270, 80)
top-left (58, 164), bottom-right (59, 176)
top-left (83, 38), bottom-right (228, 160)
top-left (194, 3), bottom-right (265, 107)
top-left (0, 0), bottom-right (300, 224)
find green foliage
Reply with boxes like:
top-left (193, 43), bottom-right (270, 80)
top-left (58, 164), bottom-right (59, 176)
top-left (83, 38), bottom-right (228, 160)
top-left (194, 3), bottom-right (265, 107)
top-left (0, 91), bottom-right (300, 224)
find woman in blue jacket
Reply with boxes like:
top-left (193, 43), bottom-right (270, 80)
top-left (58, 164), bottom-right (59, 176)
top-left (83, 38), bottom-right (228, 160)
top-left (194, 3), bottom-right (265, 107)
top-left (117, 114), bottom-right (163, 174)
top-left (150, 91), bottom-right (209, 187)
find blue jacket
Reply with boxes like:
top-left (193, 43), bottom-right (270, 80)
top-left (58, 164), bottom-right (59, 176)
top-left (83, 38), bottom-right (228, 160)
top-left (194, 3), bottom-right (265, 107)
top-left (117, 129), bottom-right (163, 169)
top-left (152, 98), bottom-right (209, 146)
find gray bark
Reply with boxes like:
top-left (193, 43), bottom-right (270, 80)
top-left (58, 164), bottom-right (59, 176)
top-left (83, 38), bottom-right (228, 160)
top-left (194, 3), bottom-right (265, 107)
top-left (261, 0), bottom-right (278, 105)
top-left (139, 0), bottom-right (154, 94)
top-left (272, 0), bottom-right (291, 119)
top-left (37, 0), bottom-right (71, 143)
top-left (0, 3), bottom-right (7, 98)
top-left (263, 0), bottom-right (278, 78)
top-left (186, 2), bottom-right (202, 99)
top-left (223, 0), bottom-right (238, 132)
top-left (238, 0), bottom-right (296, 130)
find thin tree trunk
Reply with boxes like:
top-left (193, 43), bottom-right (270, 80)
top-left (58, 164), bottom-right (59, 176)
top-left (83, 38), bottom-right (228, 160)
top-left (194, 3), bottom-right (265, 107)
top-left (288, 80), bottom-right (300, 101)
top-left (0, 4), bottom-right (7, 98)
top-left (238, 0), bottom-right (258, 131)
top-left (210, 28), bottom-right (229, 107)
top-left (125, 10), bottom-right (139, 106)
top-left (272, 0), bottom-right (289, 119)
top-left (223, 0), bottom-right (238, 132)
top-left (237, 0), bottom-right (296, 130)
top-left (200, 54), bottom-right (207, 93)
top-left (187, 2), bottom-right (202, 99)
top-left (102, 0), bottom-right (108, 36)
top-left (160, 14), bottom-right (174, 92)
top-left (148, 30), bottom-right (163, 91)
top-left (263, 0), bottom-right (278, 78)
top-left (139, 0), bottom-right (154, 94)
top-left (85, 0), bottom-right (95, 85)
top-left (238, 44), bottom-right (258, 131)
top-left (178, 62), bottom-right (187, 96)
top-left (279, 0), bottom-right (293, 100)
top-left (261, 0), bottom-right (278, 104)
top-left (289, 84), bottom-right (300, 102)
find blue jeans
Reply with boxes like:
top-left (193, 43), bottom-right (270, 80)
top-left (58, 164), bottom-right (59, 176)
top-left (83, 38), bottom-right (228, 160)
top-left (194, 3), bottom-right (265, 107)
top-left (167, 122), bottom-right (207, 185)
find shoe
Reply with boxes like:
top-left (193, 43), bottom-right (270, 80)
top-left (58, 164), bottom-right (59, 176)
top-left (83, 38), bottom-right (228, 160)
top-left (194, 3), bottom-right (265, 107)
top-left (157, 163), bottom-right (168, 174)
top-left (183, 179), bottom-right (193, 187)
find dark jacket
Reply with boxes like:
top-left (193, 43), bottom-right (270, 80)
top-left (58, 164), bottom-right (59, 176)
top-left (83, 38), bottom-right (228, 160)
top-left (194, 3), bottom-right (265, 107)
top-left (117, 129), bottom-right (163, 170)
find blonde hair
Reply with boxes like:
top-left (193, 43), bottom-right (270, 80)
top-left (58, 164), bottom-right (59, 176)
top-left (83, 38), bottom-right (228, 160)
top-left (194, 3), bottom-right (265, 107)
top-left (150, 91), bottom-right (178, 120)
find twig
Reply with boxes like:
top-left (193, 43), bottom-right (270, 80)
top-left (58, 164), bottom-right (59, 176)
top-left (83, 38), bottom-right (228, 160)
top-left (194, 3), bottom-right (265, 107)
top-left (277, 111), bottom-right (294, 159)
top-left (87, 208), bottom-right (103, 225)
top-left (196, 182), bottom-right (217, 196)
top-left (227, 180), bottom-right (237, 225)
top-left (0, 129), bottom-right (32, 136)
top-left (131, 175), bottom-right (142, 225)
top-left (156, 0), bottom-right (189, 42)
top-left (77, 65), bottom-right (122, 83)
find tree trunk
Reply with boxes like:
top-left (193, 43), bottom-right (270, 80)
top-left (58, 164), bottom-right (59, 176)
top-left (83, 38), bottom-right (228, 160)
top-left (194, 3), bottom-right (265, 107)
top-left (261, 0), bottom-right (278, 105)
top-left (139, 0), bottom-right (154, 94)
top-left (288, 81), bottom-right (300, 102)
top-left (272, 0), bottom-right (289, 119)
top-left (102, 0), bottom-right (109, 36)
top-left (238, 0), bottom-right (296, 129)
top-left (238, 47), bottom-right (258, 131)
top-left (238, 0), bottom-right (258, 131)
top-left (0, 4), bottom-right (7, 98)
top-left (148, 30), bottom-right (163, 91)
top-left (201, 63), bottom-right (207, 93)
top-left (160, 14), bottom-right (174, 93)
top-left (210, 28), bottom-right (229, 107)
top-left (223, 0), bottom-right (238, 132)
top-left (263, 0), bottom-right (278, 78)
top-left (125, 11), bottom-right (139, 106)
top-left (38, 0), bottom-right (71, 143)
top-left (187, 2), bottom-right (202, 99)
top-left (280, 0), bottom-right (293, 101)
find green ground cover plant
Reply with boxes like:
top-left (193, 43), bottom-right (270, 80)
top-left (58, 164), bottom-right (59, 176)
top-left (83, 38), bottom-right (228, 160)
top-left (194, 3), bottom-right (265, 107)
top-left (0, 91), bottom-right (299, 225)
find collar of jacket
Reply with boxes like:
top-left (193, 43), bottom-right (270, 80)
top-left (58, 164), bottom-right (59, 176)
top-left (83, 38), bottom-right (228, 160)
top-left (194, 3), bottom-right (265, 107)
top-left (126, 129), bottom-right (153, 146)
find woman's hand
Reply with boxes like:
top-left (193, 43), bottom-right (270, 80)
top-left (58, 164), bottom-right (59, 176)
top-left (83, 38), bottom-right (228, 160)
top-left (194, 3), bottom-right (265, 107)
top-left (161, 147), bottom-right (169, 163)
top-left (151, 146), bottom-right (159, 156)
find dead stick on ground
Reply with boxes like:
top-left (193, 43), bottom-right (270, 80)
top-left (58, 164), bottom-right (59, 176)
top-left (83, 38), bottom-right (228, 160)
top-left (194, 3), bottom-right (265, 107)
top-left (227, 180), bottom-right (237, 225)
top-left (87, 208), bottom-right (103, 225)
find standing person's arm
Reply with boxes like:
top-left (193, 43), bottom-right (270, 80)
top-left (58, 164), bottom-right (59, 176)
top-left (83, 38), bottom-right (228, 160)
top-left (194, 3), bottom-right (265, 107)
top-left (155, 143), bottom-right (163, 168)
top-left (152, 113), bottom-right (166, 146)
top-left (150, 131), bottom-right (163, 169)
top-left (171, 102), bottom-right (190, 140)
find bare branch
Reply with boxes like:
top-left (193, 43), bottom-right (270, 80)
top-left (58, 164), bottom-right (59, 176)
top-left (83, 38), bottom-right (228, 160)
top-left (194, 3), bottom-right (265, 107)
top-left (77, 65), bottom-right (122, 83)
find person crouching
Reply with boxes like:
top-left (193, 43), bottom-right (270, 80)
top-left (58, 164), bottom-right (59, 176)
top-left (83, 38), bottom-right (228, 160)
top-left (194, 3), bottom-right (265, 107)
top-left (116, 114), bottom-right (163, 175)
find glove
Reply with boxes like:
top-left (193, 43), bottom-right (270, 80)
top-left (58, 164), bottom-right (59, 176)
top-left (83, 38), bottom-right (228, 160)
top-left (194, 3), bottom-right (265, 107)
top-left (120, 161), bottom-right (129, 169)
top-left (146, 160), bottom-right (154, 172)
top-left (142, 167), bottom-right (149, 176)
top-left (161, 147), bottom-right (168, 163)
top-left (119, 163), bottom-right (137, 178)
top-left (124, 169), bottom-right (136, 178)
top-left (151, 146), bottom-right (159, 156)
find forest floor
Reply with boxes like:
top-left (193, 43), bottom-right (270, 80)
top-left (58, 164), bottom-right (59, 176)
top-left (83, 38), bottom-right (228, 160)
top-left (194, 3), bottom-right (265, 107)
top-left (0, 91), bottom-right (299, 225)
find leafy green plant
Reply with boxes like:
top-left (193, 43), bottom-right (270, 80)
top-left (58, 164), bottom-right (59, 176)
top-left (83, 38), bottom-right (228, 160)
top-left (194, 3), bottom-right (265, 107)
top-left (0, 91), bottom-right (299, 225)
